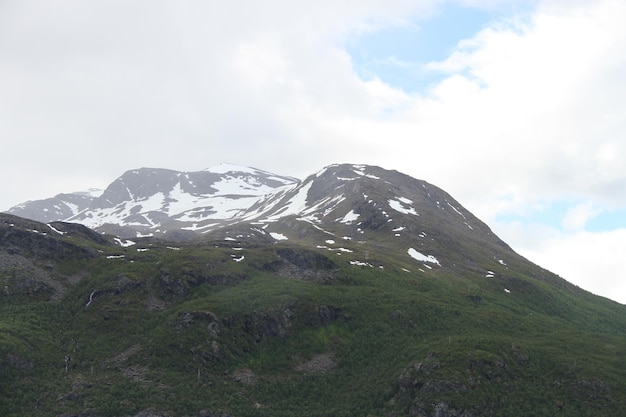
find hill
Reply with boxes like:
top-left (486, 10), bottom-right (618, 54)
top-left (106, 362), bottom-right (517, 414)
top-left (1, 164), bottom-right (626, 417)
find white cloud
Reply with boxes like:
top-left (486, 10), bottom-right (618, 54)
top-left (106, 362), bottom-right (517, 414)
top-left (3, 0), bottom-right (625, 211)
top-left (414, 0), bottom-right (626, 207)
top-left (561, 202), bottom-right (601, 232)
top-left (0, 0), bottom-right (442, 208)
top-left (500, 225), bottom-right (626, 305)
top-left (1, 0), bottom-right (626, 303)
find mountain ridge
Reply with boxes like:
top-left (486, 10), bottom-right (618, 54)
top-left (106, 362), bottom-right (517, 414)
top-left (2, 163), bottom-right (577, 290)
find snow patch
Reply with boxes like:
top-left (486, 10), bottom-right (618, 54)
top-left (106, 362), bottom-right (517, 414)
top-left (446, 201), bottom-right (467, 219)
top-left (47, 224), bottom-right (66, 235)
top-left (339, 210), bottom-right (359, 224)
top-left (114, 238), bottom-right (136, 247)
top-left (351, 165), bottom-right (380, 179)
top-left (350, 260), bottom-right (373, 267)
top-left (319, 247), bottom-right (354, 253)
top-left (407, 248), bottom-right (440, 266)
top-left (270, 232), bottom-right (288, 240)
top-left (265, 181), bottom-right (313, 221)
top-left (205, 163), bottom-right (259, 175)
top-left (389, 199), bottom-right (419, 216)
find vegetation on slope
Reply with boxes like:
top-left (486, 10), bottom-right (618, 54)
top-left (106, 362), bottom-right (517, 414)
top-left (1, 214), bottom-right (626, 417)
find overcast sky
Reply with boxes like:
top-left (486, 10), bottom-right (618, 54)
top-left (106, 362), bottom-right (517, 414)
top-left (1, 0), bottom-right (625, 303)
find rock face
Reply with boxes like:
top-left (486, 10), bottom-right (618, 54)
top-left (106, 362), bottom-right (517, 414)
top-left (0, 214), bottom-right (100, 260)
top-left (0, 214), bottom-right (111, 300)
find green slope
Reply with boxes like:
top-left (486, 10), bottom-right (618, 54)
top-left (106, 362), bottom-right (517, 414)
top-left (2, 217), bottom-right (626, 417)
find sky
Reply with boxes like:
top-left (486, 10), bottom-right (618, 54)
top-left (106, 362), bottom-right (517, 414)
top-left (1, 0), bottom-right (625, 304)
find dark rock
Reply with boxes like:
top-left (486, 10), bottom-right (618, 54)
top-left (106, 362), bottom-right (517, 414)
top-left (157, 267), bottom-right (247, 297)
top-left (47, 221), bottom-right (112, 246)
top-left (0, 214), bottom-right (100, 260)
top-left (306, 304), bottom-right (341, 326)
top-left (275, 248), bottom-right (336, 270)
top-left (232, 368), bottom-right (257, 385)
top-left (294, 352), bottom-right (335, 374)
top-left (244, 306), bottom-right (294, 343)
top-left (573, 379), bottom-right (613, 407)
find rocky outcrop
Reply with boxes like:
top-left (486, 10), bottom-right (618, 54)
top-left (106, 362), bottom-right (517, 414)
top-left (157, 267), bottom-right (247, 297)
top-left (262, 248), bottom-right (337, 282)
top-left (294, 352), bottom-right (335, 374)
top-left (231, 368), bottom-right (258, 385)
top-left (0, 214), bottom-right (100, 261)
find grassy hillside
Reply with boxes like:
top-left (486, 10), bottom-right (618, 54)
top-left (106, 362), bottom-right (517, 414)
top-left (2, 222), bottom-right (626, 417)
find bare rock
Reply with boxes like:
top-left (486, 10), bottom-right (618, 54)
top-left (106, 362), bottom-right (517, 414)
top-left (294, 352), bottom-right (335, 374)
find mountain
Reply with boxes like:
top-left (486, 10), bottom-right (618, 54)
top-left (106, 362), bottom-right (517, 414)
top-left (7, 188), bottom-right (103, 224)
top-left (2, 164), bottom-right (626, 417)
top-left (7, 163), bottom-right (299, 239)
top-left (3, 163), bottom-right (565, 285)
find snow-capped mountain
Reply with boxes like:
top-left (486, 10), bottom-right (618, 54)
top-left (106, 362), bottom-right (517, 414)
top-left (7, 164), bottom-right (299, 239)
top-left (66, 164), bottom-right (298, 236)
top-left (6, 163), bottom-right (516, 275)
top-left (7, 189), bottom-right (103, 224)
top-left (7, 163), bottom-right (478, 239)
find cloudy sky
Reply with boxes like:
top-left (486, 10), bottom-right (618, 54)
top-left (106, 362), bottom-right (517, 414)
top-left (1, 0), bottom-right (625, 303)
